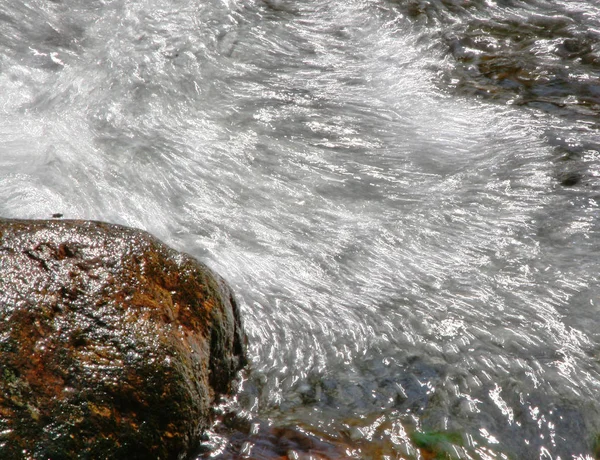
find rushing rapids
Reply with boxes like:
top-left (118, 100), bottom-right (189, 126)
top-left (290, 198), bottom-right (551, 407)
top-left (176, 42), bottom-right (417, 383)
top-left (0, 0), bottom-right (599, 458)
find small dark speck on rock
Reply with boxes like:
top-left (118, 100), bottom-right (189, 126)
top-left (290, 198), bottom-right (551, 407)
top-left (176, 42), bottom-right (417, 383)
top-left (52, 213), bottom-right (63, 218)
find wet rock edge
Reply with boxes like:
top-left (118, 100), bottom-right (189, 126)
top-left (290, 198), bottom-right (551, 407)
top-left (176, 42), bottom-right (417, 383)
top-left (0, 218), bottom-right (247, 460)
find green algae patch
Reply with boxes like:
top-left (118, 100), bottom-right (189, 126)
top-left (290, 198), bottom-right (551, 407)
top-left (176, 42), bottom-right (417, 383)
top-left (411, 430), bottom-right (464, 459)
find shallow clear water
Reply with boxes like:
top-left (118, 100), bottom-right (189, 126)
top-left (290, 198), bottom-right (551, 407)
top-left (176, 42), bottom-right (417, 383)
top-left (1, 0), bottom-right (599, 458)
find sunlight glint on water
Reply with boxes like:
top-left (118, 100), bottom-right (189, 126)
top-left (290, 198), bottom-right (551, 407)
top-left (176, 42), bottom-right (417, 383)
top-left (0, 0), bottom-right (599, 458)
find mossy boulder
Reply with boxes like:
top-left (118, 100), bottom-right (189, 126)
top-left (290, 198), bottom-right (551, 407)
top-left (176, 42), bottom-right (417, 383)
top-left (0, 218), bottom-right (246, 459)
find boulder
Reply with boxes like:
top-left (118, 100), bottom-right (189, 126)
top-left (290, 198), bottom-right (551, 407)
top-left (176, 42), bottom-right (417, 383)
top-left (0, 218), bottom-right (246, 459)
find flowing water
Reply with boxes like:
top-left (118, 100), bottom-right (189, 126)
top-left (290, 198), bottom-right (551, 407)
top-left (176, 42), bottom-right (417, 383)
top-left (1, 0), bottom-right (600, 458)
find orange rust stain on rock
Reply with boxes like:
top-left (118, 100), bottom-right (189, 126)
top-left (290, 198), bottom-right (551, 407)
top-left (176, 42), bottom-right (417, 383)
top-left (0, 218), bottom-right (246, 460)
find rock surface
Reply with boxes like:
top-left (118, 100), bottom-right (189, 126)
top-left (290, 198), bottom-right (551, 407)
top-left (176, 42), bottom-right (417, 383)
top-left (0, 218), bottom-right (246, 460)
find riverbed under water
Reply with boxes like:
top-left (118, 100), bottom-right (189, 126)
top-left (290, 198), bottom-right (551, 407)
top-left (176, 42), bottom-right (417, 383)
top-left (1, 0), bottom-right (599, 458)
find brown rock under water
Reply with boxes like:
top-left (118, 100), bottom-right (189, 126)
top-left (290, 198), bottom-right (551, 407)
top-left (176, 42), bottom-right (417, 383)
top-left (0, 218), bottom-right (246, 459)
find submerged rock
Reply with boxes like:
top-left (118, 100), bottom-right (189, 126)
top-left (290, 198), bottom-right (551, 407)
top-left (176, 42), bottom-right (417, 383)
top-left (559, 171), bottom-right (582, 187)
top-left (0, 218), bottom-right (246, 459)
